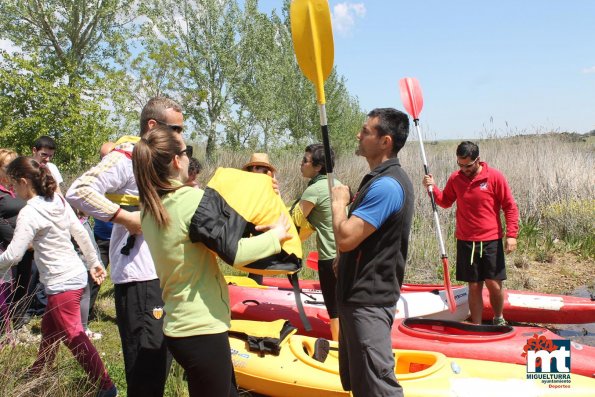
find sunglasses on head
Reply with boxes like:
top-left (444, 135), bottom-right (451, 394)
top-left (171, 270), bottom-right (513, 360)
top-left (154, 119), bottom-right (184, 133)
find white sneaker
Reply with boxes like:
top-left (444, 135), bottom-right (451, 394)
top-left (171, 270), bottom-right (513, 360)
top-left (85, 329), bottom-right (103, 340)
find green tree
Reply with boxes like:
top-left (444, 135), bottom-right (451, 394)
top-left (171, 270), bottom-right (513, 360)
top-left (131, 0), bottom-right (364, 155)
top-left (322, 70), bottom-right (366, 153)
top-left (273, 1), bottom-right (364, 153)
top-left (140, 0), bottom-right (243, 158)
top-left (0, 0), bottom-right (135, 169)
top-left (232, 0), bottom-right (338, 150)
top-left (0, 0), bottom-right (132, 83)
top-left (0, 52), bottom-right (112, 173)
top-left (230, 1), bottom-right (283, 150)
top-left (112, 43), bottom-right (186, 138)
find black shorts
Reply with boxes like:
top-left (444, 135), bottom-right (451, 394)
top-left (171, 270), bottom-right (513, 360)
top-left (318, 258), bottom-right (338, 319)
top-left (456, 239), bottom-right (506, 282)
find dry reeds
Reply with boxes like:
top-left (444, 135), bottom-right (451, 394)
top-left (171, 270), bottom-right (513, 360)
top-left (194, 133), bottom-right (594, 283)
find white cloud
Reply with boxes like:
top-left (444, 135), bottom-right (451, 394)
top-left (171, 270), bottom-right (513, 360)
top-left (332, 2), bottom-right (366, 36)
top-left (581, 66), bottom-right (595, 74)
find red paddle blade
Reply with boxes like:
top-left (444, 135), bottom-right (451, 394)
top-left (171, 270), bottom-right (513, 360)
top-left (399, 77), bottom-right (424, 120)
top-left (442, 257), bottom-right (457, 313)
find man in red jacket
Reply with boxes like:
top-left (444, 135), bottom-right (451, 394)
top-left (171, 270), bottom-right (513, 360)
top-left (423, 141), bottom-right (518, 325)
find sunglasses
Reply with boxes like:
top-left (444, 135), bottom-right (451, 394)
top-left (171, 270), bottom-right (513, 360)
top-left (457, 157), bottom-right (479, 169)
top-left (179, 146), bottom-right (193, 157)
top-left (154, 119), bottom-right (184, 133)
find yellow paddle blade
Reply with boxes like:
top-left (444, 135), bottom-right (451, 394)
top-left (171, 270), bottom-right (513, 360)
top-left (290, 0), bottom-right (334, 104)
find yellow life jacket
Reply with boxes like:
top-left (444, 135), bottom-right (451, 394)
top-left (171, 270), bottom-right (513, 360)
top-left (288, 199), bottom-right (315, 241)
top-left (114, 135), bottom-right (141, 145)
top-left (190, 168), bottom-right (311, 331)
top-left (103, 140), bottom-right (141, 256)
top-left (190, 167), bottom-right (302, 275)
top-left (104, 193), bottom-right (140, 207)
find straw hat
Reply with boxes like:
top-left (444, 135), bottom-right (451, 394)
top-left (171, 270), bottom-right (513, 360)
top-left (242, 153), bottom-right (276, 173)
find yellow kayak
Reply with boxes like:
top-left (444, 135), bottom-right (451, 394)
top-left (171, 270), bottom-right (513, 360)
top-left (230, 329), bottom-right (595, 397)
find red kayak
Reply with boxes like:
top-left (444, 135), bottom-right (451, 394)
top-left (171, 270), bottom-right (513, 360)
top-left (263, 277), bottom-right (595, 325)
top-left (393, 318), bottom-right (595, 378)
top-left (229, 285), bottom-right (332, 339)
top-left (482, 289), bottom-right (595, 324)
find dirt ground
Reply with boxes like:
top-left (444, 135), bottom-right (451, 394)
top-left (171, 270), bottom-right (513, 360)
top-left (506, 252), bottom-right (594, 295)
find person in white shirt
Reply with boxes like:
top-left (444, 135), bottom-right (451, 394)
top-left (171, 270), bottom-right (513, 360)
top-left (0, 156), bottom-right (117, 397)
top-left (24, 135), bottom-right (64, 322)
top-left (66, 97), bottom-right (183, 397)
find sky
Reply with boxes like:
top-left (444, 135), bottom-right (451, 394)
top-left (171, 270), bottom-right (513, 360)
top-left (260, 0), bottom-right (595, 140)
top-left (2, 1), bottom-right (593, 141)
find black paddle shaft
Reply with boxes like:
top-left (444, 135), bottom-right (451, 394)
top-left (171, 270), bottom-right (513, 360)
top-left (321, 124), bottom-right (333, 174)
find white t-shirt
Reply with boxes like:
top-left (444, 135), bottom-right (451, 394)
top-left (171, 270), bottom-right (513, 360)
top-left (46, 162), bottom-right (63, 184)
top-left (0, 195), bottom-right (101, 290)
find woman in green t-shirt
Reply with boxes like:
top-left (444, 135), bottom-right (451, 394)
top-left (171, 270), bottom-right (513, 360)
top-left (296, 143), bottom-right (342, 340)
top-left (132, 127), bottom-right (291, 397)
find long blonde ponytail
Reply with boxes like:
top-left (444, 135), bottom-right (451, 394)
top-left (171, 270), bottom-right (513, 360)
top-left (132, 126), bottom-right (185, 228)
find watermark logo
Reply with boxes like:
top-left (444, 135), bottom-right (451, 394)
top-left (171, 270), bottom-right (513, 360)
top-left (522, 333), bottom-right (571, 389)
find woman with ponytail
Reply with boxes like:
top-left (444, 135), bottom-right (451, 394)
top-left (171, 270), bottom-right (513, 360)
top-left (134, 126), bottom-right (291, 397)
top-left (294, 143), bottom-right (343, 340)
top-left (0, 157), bottom-right (117, 397)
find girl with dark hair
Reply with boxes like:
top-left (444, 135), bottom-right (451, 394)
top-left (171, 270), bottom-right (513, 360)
top-left (134, 126), bottom-right (291, 397)
top-left (0, 157), bottom-right (116, 397)
top-left (294, 143), bottom-right (342, 340)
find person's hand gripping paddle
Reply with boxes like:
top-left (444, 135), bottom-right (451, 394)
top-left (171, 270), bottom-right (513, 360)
top-left (290, 0), bottom-right (336, 206)
top-left (399, 77), bottom-right (457, 313)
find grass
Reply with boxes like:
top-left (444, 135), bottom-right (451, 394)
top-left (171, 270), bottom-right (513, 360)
top-left (1, 132), bottom-right (593, 396)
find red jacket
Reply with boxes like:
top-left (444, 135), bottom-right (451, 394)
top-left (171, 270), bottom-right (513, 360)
top-left (432, 162), bottom-right (518, 241)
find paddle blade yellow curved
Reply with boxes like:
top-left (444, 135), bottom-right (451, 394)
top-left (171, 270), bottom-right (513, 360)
top-left (290, 0), bottom-right (334, 104)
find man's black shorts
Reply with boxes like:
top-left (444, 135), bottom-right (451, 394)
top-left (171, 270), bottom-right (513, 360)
top-left (456, 239), bottom-right (506, 282)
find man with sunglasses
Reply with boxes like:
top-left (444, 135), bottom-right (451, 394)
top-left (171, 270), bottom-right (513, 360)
top-left (422, 141), bottom-right (518, 326)
top-left (67, 97), bottom-right (183, 397)
top-left (332, 108), bottom-right (414, 397)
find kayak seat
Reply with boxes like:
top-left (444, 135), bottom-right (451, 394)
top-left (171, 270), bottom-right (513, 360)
top-left (312, 338), bottom-right (330, 363)
top-left (229, 319), bottom-right (298, 357)
top-left (246, 336), bottom-right (282, 357)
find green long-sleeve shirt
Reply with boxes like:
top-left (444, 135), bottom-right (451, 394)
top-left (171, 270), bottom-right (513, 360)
top-left (141, 183), bottom-right (281, 337)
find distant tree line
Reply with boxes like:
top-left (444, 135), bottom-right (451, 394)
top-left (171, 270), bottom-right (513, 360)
top-left (0, 0), bottom-right (365, 171)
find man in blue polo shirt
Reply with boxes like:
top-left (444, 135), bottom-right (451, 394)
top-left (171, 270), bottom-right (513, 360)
top-left (332, 108), bottom-right (414, 397)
